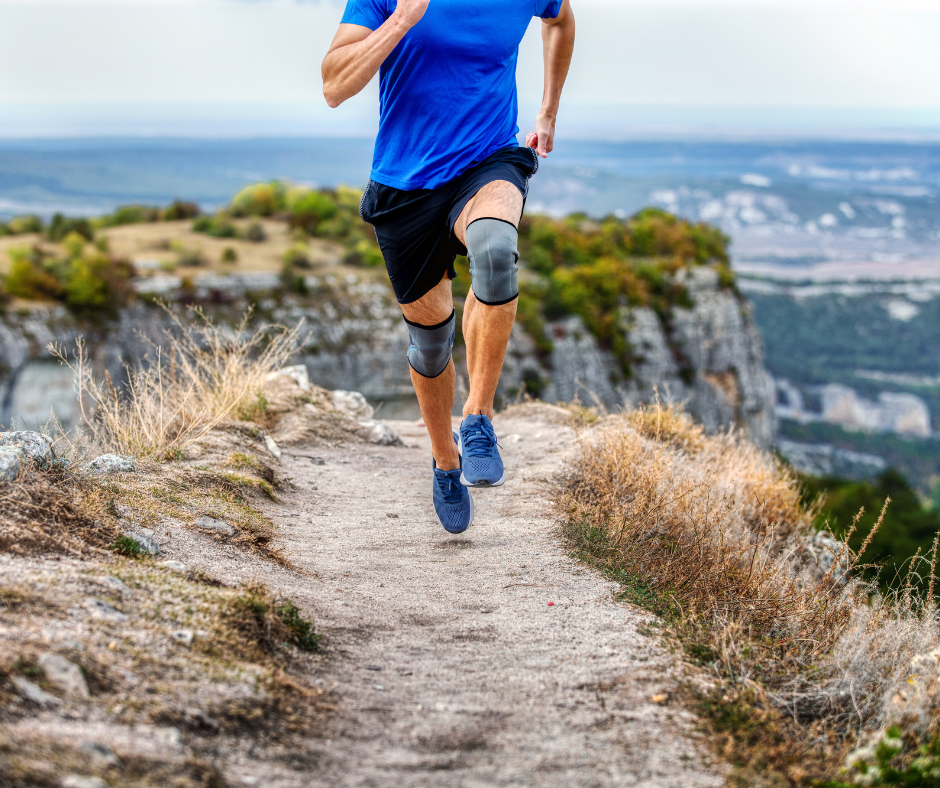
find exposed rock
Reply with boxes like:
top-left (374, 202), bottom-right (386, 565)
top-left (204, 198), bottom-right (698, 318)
top-left (194, 516), bottom-right (234, 536)
top-left (84, 598), bottom-right (128, 622)
top-left (62, 776), bottom-right (107, 788)
top-left (333, 389), bottom-right (375, 421)
top-left (99, 576), bottom-right (133, 595)
top-left (0, 447), bottom-right (24, 481)
top-left (159, 560), bottom-right (189, 573)
top-left (264, 435), bottom-right (282, 460)
top-left (776, 439), bottom-right (886, 480)
top-left (359, 420), bottom-right (404, 446)
top-left (37, 652), bottom-right (90, 699)
top-left (0, 430), bottom-right (54, 464)
top-left (11, 676), bottom-right (60, 707)
top-left (79, 742), bottom-right (120, 767)
top-left (267, 364), bottom-right (311, 392)
top-left (172, 629), bottom-right (194, 645)
top-left (121, 531), bottom-right (160, 556)
top-left (87, 454), bottom-right (136, 474)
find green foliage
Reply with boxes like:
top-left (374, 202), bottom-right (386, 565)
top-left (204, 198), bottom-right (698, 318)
top-left (802, 469), bottom-right (940, 591)
top-left (245, 221), bottom-right (266, 243)
top-left (192, 214), bottom-right (237, 239)
top-left (230, 181), bottom-right (287, 217)
top-left (161, 200), bottom-right (200, 221)
top-left (274, 601), bottom-right (322, 651)
top-left (47, 213), bottom-right (93, 243)
top-left (343, 239), bottom-right (384, 268)
top-left (4, 247), bottom-right (65, 301)
top-left (221, 246), bottom-right (238, 263)
top-left (172, 241), bottom-right (206, 268)
top-left (289, 191), bottom-right (338, 235)
top-left (828, 727), bottom-right (940, 787)
top-left (109, 534), bottom-right (143, 557)
top-left (282, 244), bottom-right (311, 269)
top-left (98, 204), bottom-right (161, 227)
top-left (0, 215), bottom-right (43, 236)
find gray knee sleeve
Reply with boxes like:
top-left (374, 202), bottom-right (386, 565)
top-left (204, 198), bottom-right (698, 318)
top-left (466, 218), bottom-right (519, 306)
top-left (405, 310), bottom-right (455, 378)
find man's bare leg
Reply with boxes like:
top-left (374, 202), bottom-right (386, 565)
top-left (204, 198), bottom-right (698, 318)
top-left (400, 273), bottom-right (461, 472)
top-left (453, 180), bottom-right (524, 420)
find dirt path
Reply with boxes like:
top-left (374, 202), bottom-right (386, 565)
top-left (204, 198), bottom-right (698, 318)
top-left (165, 406), bottom-right (725, 787)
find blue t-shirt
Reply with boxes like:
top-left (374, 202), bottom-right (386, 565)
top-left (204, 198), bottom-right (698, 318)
top-left (340, 0), bottom-right (563, 191)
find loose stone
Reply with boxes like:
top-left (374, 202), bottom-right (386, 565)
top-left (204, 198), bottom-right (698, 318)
top-left (159, 560), bottom-right (189, 573)
top-left (0, 447), bottom-right (23, 481)
top-left (87, 454), bottom-right (136, 474)
top-left (11, 676), bottom-right (60, 707)
top-left (84, 598), bottom-right (129, 622)
top-left (38, 652), bottom-right (90, 699)
top-left (194, 516), bottom-right (234, 536)
top-left (122, 531), bottom-right (160, 556)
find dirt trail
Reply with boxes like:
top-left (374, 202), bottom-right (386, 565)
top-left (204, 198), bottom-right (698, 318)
top-left (169, 406), bottom-right (725, 787)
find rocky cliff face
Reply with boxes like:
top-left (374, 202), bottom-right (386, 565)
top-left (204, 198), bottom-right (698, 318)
top-left (0, 267), bottom-right (776, 448)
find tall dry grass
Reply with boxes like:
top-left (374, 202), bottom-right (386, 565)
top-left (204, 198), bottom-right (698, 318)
top-left (51, 307), bottom-right (303, 459)
top-left (561, 401), bottom-right (940, 777)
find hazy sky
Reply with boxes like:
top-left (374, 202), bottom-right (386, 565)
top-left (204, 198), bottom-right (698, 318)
top-left (2, 0), bottom-right (939, 136)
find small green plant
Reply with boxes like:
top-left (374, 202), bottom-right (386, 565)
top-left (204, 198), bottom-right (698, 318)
top-left (221, 246), bottom-right (238, 263)
top-left (162, 200), bottom-right (200, 221)
top-left (245, 221), bottom-right (266, 242)
top-left (99, 204), bottom-right (161, 227)
top-left (829, 727), bottom-right (940, 787)
top-left (282, 243), bottom-right (311, 269)
top-left (172, 242), bottom-right (206, 268)
top-left (192, 215), bottom-right (237, 239)
top-left (47, 213), bottom-right (93, 243)
top-left (109, 534), bottom-right (142, 557)
top-left (230, 181), bottom-right (287, 217)
top-left (274, 601), bottom-right (321, 651)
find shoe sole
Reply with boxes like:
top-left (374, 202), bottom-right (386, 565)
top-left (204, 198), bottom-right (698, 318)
top-left (442, 490), bottom-right (474, 534)
top-left (459, 471), bottom-right (506, 488)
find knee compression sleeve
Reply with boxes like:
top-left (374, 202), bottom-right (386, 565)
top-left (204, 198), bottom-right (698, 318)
top-left (405, 310), bottom-right (455, 378)
top-left (466, 218), bottom-right (519, 306)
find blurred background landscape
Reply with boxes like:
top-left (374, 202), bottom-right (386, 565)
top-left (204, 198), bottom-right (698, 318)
top-left (2, 0), bottom-right (940, 580)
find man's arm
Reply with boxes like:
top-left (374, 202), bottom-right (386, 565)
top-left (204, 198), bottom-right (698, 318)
top-left (321, 0), bottom-right (430, 108)
top-left (526, 0), bottom-right (575, 158)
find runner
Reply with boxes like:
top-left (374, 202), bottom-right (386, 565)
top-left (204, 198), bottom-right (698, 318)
top-left (322, 0), bottom-right (575, 534)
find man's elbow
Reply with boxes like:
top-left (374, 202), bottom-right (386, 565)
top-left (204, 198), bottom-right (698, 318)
top-left (322, 82), bottom-right (344, 109)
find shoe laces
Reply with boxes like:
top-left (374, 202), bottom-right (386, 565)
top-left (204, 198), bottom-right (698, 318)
top-left (436, 472), bottom-right (465, 505)
top-left (462, 418), bottom-right (498, 458)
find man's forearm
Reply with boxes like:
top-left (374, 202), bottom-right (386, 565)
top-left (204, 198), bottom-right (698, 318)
top-left (322, 16), bottom-right (411, 108)
top-left (540, 11), bottom-right (575, 119)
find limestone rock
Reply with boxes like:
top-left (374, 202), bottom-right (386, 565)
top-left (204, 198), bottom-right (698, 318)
top-left (172, 629), bottom-right (194, 645)
top-left (121, 531), bottom-right (160, 556)
top-left (264, 435), bottom-right (282, 460)
top-left (194, 516), bottom-right (234, 536)
top-left (359, 420), bottom-right (403, 446)
top-left (0, 430), bottom-right (54, 464)
top-left (11, 676), bottom-right (60, 707)
top-left (84, 598), bottom-right (128, 622)
top-left (332, 390), bottom-right (375, 421)
top-left (38, 652), bottom-right (89, 699)
top-left (267, 364), bottom-right (311, 391)
top-left (159, 560), bottom-right (189, 573)
top-left (87, 454), bottom-right (136, 474)
top-left (0, 447), bottom-right (24, 481)
top-left (62, 776), bottom-right (107, 788)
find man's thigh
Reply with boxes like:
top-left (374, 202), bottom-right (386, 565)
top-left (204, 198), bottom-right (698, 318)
top-left (453, 180), bottom-right (524, 247)
top-left (400, 270), bottom-right (454, 325)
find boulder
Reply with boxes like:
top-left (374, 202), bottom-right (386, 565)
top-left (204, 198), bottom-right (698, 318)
top-left (0, 430), bottom-right (54, 464)
top-left (87, 454), bottom-right (136, 474)
top-left (332, 390), bottom-right (375, 421)
top-left (11, 676), bottom-right (60, 707)
top-left (359, 420), bottom-right (404, 446)
top-left (263, 435), bottom-right (282, 460)
top-left (194, 516), bottom-right (234, 536)
top-left (38, 652), bottom-right (90, 699)
top-left (0, 447), bottom-right (24, 481)
top-left (268, 364), bottom-right (311, 392)
top-left (121, 531), bottom-right (160, 556)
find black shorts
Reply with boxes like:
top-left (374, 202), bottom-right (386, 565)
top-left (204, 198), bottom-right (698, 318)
top-left (359, 145), bottom-right (539, 304)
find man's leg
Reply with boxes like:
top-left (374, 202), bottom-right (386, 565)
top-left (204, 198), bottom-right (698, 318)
top-left (453, 180), bottom-right (524, 419)
top-left (400, 272), bottom-right (461, 472)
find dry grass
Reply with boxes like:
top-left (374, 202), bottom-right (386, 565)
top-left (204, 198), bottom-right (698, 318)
top-left (50, 306), bottom-right (304, 460)
top-left (560, 400), bottom-right (940, 784)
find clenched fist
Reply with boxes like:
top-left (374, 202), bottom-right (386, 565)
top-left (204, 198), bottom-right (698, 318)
top-left (393, 0), bottom-right (431, 28)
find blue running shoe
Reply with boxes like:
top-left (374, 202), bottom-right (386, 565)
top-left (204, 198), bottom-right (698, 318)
top-left (432, 461), bottom-right (473, 534)
top-left (458, 414), bottom-right (505, 487)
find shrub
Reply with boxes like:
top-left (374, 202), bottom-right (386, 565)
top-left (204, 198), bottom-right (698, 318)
top-left (282, 244), bottom-right (311, 269)
top-left (63, 254), bottom-right (135, 319)
top-left (192, 215), bottom-right (237, 239)
top-left (47, 213), bottom-right (93, 243)
top-left (245, 221), bottom-right (266, 243)
top-left (99, 204), bottom-right (161, 227)
top-left (230, 181), bottom-right (287, 217)
top-left (343, 238), bottom-right (384, 268)
top-left (172, 242), bottom-right (206, 267)
top-left (162, 200), bottom-right (200, 221)
top-left (4, 247), bottom-right (64, 301)
top-left (221, 246), bottom-right (238, 263)
top-left (62, 231), bottom-right (87, 260)
top-left (288, 191), bottom-right (338, 235)
top-left (109, 534), bottom-right (142, 557)
top-left (3, 215), bottom-right (43, 235)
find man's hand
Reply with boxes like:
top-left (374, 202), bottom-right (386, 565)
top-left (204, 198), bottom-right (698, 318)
top-left (392, 0), bottom-right (431, 29)
top-left (525, 112), bottom-right (556, 159)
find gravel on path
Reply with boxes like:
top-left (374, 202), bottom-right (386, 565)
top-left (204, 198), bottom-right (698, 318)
top-left (230, 406), bottom-right (725, 788)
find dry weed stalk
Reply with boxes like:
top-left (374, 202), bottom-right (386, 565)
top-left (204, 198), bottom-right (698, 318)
top-left (50, 307), bottom-right (303, 459)
top-left (562, 399), bottom-right (940, 746)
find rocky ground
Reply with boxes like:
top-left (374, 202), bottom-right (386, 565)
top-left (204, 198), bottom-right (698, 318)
top-left (0, 391), bottom-right (726, 787)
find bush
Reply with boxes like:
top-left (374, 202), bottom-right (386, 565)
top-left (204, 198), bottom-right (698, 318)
top-left (99, 204), bottom-right (161, 227)
top-left (245, 221), bottom-right (266, 243)
top-left (63, 254), bottom-right (135, 319)
top-left (221, 246), bottom-right (238, 263)
top-left (173, 242), bottom-right (206, 267)
top-left (1, 215), bottom-right (43, 236)
top-left (62, 231), bottom-right (87, 260)
top-left (4, 248), bottom-right (65, 301)
top-left (162, 200), bottom-right (200, 221)
top-left (343, 239), bottom-right (384, 267)
top-left (192, 215), bottom-right (237, 239)
top-left (230, 181), bottom-right (287, 217)
top-left (288, 191), bottom-right (338, 235)
top-left (282, 244), bottom-right (311, 269)
top-left (47, 214), bottom-right (94, 243)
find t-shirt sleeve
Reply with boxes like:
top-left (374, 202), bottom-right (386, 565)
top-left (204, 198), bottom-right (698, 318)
top-left (340, 0), bottom-right (389, 31)
top-left (534, 0), bottom-right (563, 19)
